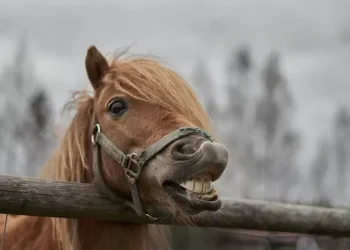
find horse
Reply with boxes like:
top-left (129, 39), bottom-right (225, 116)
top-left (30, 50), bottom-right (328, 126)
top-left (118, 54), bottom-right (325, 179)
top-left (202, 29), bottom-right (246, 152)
top-left (0, 45), bottom-right (229, 250)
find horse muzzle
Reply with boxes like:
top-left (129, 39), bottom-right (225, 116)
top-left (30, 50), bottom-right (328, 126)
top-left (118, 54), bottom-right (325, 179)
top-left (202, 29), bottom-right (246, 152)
top-left (162, 137), bottom-right (229, 213)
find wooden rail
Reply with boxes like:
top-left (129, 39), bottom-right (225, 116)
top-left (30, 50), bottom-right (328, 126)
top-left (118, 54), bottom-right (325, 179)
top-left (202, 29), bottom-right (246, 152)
top-left (1, 174), bottom-right (350, 237)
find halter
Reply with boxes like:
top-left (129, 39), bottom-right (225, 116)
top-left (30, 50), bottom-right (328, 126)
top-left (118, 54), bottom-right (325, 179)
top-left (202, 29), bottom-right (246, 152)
top-left (91, 124), bottom-right (214, 220)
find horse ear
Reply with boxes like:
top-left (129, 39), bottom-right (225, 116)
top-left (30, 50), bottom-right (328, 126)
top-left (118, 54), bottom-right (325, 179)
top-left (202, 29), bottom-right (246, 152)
top-left (85, 45), bottom-right (109, 90)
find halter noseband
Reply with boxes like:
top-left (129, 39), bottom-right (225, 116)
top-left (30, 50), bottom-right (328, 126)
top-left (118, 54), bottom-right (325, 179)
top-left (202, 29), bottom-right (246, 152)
top-left (91, 123), bottom-right (213, 220)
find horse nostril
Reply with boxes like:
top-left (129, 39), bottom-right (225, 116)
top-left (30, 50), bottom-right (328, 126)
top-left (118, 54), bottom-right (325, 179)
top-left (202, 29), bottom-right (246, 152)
top-left (178, 144), bottom-right (196, 154)
top-left (170, 138), bottom-right (199, 159)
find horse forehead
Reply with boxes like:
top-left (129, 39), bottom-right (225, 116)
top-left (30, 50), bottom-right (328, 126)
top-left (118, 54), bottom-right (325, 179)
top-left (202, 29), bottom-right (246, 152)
top-left (95, 85), bottom-right (168, 122)
top-left (95, 83), bottom-right (120, 106)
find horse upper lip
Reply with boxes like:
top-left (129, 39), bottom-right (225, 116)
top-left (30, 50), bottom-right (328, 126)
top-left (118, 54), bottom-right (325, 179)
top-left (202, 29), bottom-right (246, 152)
top-left (162, 141), bottom-right (229, 185)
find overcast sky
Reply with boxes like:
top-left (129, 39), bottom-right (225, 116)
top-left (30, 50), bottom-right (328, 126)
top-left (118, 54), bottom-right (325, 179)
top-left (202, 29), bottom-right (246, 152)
top-left (1, 0), bottom-right (350, 167)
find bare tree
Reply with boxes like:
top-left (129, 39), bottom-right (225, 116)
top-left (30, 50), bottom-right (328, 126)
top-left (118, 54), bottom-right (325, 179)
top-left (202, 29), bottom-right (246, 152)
top-left (0, 34), bottom-right (55, 176)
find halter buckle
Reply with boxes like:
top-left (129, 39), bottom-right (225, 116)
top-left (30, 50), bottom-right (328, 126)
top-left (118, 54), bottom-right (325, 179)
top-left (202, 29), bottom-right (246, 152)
top-left (124, 153), bottom-right (142, 183)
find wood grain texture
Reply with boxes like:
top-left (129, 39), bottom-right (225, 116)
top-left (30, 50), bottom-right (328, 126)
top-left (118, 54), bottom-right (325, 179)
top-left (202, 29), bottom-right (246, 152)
top-left (1, 174), bottom-right (350, 237)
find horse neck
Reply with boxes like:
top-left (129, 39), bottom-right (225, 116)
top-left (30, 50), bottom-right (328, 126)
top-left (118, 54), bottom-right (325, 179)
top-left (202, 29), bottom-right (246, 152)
top-left (76, 220), bottom-right (170, 250)
top-left (0, 216), bottom-right (156, 250)
top-left (0, 215), bottom-right (57, 250)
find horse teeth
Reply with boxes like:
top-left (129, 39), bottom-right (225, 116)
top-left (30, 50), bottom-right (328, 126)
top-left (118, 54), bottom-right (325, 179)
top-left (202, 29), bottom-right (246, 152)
top-left (178, 178), bottom-right (213, 194)
top-left (194, 179), bottom-right (202, 193)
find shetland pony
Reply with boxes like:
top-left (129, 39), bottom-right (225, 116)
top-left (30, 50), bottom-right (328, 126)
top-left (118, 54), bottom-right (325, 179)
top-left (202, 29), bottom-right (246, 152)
top-left (0, 46), bottom-right (228, 250)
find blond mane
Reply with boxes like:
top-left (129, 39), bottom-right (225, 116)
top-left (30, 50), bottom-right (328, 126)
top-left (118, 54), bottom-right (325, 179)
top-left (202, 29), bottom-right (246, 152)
top-left (39, 53), bottom-right (214, 249)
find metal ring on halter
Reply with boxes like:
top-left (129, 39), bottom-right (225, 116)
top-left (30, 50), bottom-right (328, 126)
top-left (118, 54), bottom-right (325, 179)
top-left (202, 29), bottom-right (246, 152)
top-left (145, 213), bottom-right (158, 221)
top-left (91, 124), bottom-right (101, 144)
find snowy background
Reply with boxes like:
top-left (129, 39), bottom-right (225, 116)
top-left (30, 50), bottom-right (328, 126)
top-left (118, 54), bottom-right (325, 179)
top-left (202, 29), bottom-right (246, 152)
top-left (1, 0), bottom-right (350, 249)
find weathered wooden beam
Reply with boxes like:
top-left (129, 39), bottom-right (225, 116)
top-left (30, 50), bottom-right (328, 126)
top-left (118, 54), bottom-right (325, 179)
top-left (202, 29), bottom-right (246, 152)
top-left (0, 174), bottom-right (350, 237)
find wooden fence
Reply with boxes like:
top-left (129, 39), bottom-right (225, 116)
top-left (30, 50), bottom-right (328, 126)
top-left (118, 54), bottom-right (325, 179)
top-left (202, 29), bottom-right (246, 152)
top-left (1, 174), bottom-right (350, 237)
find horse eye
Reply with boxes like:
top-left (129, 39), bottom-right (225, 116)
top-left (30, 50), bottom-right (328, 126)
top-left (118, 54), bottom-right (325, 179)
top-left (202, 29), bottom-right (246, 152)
top-left (108, 99), bottom-right (127, 117)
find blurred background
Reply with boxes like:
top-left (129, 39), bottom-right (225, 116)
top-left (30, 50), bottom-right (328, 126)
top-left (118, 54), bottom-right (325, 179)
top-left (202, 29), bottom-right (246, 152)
top-left (1, 0), bottom-right (350, 249)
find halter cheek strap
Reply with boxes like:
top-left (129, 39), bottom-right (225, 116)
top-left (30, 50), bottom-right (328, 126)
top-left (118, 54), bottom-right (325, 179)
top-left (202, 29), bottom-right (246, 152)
top-left (91, 124), bottom-right (213, 220)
